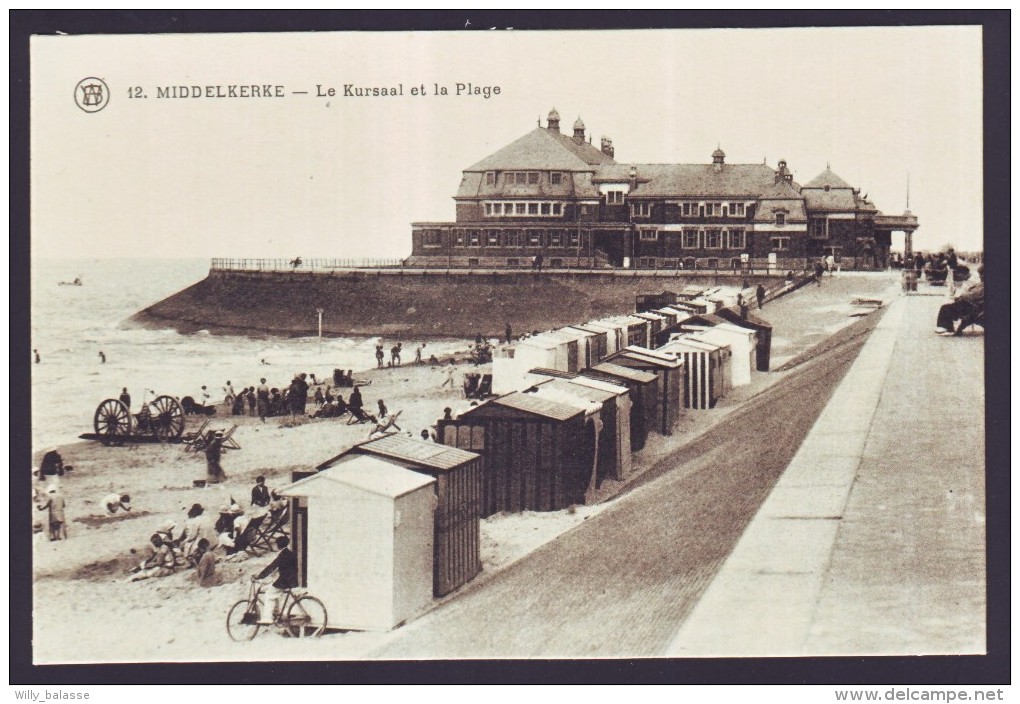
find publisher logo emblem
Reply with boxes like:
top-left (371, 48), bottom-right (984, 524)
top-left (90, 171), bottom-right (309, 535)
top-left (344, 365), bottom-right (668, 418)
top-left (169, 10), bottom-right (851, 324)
top-left (75, 77), bottom-right (110, 113)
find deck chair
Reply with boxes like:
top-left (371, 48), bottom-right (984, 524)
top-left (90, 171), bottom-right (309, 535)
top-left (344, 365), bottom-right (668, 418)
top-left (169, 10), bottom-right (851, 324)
top-left (181, 420), bottom-right (210, 452)
top-left (346, 407), bottom-right (375, 425)
top-left (247, 512), bottom-right (282, 554)
top-left (219, 425), bottom-right (241, 450)
top-left (261, 505), bottom-right (290, 545)
top-left (233, 514), bottom-right (267, 556)
top-left (368, 410), bottom-right (403, 439)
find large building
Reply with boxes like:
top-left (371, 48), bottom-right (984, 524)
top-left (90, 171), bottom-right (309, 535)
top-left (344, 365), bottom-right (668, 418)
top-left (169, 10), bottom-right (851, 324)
top-left (409, 109), bottom-right (918, 271)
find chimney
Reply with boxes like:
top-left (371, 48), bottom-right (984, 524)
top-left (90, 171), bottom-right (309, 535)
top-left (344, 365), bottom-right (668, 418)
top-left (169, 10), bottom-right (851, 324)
top-left (573, 117), bottom-right (585, 144)
top-left (629, 165), bottom-right (638, 191)
top-left (775, 159), bottom-right (792, 184)
top-left (600, 136), bottom-right (614, 159)
top-left (547, 107), bottom-right (560, 133)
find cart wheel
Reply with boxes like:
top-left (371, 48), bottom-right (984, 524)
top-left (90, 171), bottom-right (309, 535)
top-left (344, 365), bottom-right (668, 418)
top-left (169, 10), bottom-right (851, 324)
top-left (93, 399), bottom-right (132, 446)
top-left (150, 395), bottom-right (185, 441)
top-left (285, 596), bottom-right (327, 638)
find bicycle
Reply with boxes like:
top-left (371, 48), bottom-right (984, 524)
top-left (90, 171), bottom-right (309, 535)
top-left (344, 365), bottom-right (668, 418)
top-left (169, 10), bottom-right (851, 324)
top-left (226, 578), bottom-right (328, 641)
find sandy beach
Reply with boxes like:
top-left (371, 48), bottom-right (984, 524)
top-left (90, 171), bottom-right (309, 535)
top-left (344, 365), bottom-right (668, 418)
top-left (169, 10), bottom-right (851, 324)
top-left (31, 272), bottom-right (902, 663)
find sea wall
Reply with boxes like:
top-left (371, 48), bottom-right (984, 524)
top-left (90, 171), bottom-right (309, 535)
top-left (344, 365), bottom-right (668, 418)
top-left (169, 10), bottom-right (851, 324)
top-left (133, 269), bottom-right (787, 339)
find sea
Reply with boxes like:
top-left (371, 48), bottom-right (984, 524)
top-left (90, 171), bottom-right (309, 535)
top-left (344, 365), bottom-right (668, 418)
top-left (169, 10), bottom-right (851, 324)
top-left (29, 258), bottom-right (466, 453)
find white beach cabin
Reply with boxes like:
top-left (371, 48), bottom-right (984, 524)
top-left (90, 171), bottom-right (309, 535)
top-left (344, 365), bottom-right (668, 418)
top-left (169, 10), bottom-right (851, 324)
top-left (279, 456), bottom-right (437, 632)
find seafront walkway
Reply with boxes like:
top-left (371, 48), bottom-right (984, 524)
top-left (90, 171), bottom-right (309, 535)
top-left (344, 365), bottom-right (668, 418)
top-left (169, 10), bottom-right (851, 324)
top-left (370, 277), bottom-right (899, 659)
top-left (668, 292), bottom-right (985, 656)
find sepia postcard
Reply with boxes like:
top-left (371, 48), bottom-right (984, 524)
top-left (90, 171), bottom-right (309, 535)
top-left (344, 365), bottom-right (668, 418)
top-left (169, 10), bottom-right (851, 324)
top-left (21, 17), bottom-right (1004, 681)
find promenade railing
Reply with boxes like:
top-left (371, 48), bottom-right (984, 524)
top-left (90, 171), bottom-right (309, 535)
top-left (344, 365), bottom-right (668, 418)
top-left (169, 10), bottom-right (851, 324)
top-left (211, 258), bottom-right (405, 272)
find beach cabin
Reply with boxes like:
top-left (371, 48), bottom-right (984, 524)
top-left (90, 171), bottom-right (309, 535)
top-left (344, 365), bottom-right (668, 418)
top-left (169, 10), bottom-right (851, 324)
top-left (582, 362), bottom-right (659, 452)
top-left (654, 312), bottom-right (728, 347)
top-left (569, 376), bottom-right (634, 481)
top-left (715, 309), bottom-right (774, 371)
top-left (677, 285), bottom-right (707, 301)
top-left (438, 392), bottom-right (596, 516)
top-left (669, 300), bottom-right (711, 315)
top-left (279, 457), bottom-right (436, 632)
top-left (546, 327), bottom-right (597, 371)
top-left (528, 375), bottom-right (632, 483)
top-left (651, 308), bottom-right (680, 327)
top-left (605, 315), bottom-right (651, 349)
top-left (316, 435), bottom-right (483, 597)
top-left (657, 336), bottom-right (726, 410)
top-left (493, 334), bottom-right (571, 394)
top-left (568, 324), bottom-right (610, 364)
top-left (586, 319), bottom-right (628, 354)
top-left (636, 291), bottom-right (679, 313)
top-left (604, 346), bottom-right (685, 436)
top-left (679, 333), bottom-right (733, 393)
top-left (683, 322), bottom-right (757, 387)
top-left (633, 312), bottom-right (668, 346)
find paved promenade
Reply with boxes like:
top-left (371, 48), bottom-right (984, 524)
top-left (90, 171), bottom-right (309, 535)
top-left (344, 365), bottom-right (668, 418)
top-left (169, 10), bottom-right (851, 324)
top-left (669, 292), bottom-right (985, 656)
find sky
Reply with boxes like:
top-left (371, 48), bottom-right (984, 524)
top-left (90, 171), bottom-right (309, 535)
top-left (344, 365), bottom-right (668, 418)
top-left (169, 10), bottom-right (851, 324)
top-left (30, 26), bottom-right (984, 259)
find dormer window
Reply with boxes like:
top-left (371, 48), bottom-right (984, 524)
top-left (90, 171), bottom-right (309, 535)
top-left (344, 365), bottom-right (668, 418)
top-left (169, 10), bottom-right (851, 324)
top-left (775, 213), bottom-right (786, 227)
top-left (550, 172), bottom-right (563, 185)
top-left (485, 172), bottom-right (495, 186)
top-left (606, 191), bottom-right (625, 205)
top-left (528, 172), bottom-right (540, 185)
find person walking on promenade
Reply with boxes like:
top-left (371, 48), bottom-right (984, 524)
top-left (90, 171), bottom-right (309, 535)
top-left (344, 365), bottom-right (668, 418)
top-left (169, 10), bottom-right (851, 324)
top-left (257, 379), bottom-right (270, 422)
top-left (814, 260), bottom-right (825, 286)
top-left (825, 253), bottom-right (836, 275)
top-left (376, 344), bottom-right (385, 369)
top-left (755, 284), bottom-right (766, 309)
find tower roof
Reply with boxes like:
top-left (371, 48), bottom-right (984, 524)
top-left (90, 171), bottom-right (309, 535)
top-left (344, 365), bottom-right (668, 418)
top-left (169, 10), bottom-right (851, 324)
top-left (573, 117), bottom-right (585, 130)
top-left (548, 107), bottom-right (560, 120)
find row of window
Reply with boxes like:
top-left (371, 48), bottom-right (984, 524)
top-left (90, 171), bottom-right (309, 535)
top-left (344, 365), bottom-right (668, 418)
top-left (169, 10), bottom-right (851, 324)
top-left (611, 197), bottom-right (749, 217)
top-left (485, 171), bottom-right (565, 186)
top-left (425, 229), bottom-right (588, 248)
top-left (484, 201), bottom-right (565, 217)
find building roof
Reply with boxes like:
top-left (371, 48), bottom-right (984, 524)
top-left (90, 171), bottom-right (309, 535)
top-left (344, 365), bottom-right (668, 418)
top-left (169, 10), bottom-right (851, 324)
top-left (569, 375), bottom-right (629, 396)
top-left (759, 179), bottom-right (803, 200)
top-left (281, 456), bottom-right (435, 500)
top-left (801, 188), bottom-right (858, 211)
top-left (357, 433), bottom-right (479, 471)
top-left (802, 168), bottom-right (854, 190)
top-left (491, 391), bottom-right (584, 421)
top-left (596, 163), bottom-right (782, 198)
top-left (587, 362), bottom-right (658, 384)
top-left (466, 127), bottom-right (615, 172)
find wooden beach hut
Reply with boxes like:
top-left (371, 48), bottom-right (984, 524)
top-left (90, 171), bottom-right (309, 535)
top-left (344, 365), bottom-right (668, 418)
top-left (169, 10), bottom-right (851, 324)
top-left (605, 346), bottom-right (685, 436)
top-left (279, 458), bottom-right (436, 632)
top-left (604, 315), bottom-right (651, 349)
top-left (633, 312), bottom-right (668, 346)
top-left (438, 393), bottom-right (596, 516)
top-left (568, 324), bottom-right (610, 365)
top-left (654, 312), bottom-right (728, 347)
top-left (316, 435), bottom-right (483, 597)
top-left (582, 362), bottom-right (659, 452)
top-left (683, 322), bottom-right (757, 387)
top-left (657, 336), bottom-right (726, 410)
top-left (715, 308), bottom-right (774, 371)
top-left (585, 319), bottom-right (627, 354)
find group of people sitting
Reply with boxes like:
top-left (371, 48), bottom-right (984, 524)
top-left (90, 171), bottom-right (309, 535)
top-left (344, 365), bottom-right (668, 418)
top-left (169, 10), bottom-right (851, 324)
top-left (935, 264), bottom-right (985, 336)
top-left (129, 476), bottom-right (288, 585)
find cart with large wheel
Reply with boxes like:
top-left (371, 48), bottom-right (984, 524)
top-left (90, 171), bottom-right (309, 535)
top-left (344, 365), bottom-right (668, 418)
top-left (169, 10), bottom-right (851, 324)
top-left (91, 394), bottom-right (186, 446)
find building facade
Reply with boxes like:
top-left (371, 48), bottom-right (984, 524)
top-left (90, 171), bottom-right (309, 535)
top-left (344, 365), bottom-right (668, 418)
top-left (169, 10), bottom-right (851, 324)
top-left (408, 109), bottom-right (917, 271)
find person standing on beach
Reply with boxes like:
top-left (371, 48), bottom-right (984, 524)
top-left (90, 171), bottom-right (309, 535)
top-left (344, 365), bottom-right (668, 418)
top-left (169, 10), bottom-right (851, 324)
top-left (415, 343), bottom-right (425, 365)
top-left (375, 344), bottom-right (385, 369)
top-left (34, 349), bottom-right (40, 364)
top-left (40, 485), bottom-right (66, 541)
top-left (377, 399), bottom-right (388, 419)
top-left (257, 379), bottom-right (270, 422)
top-left (505, 323), bottom-right (513, 344)
top-left (738, 294), bottom-right (749, 321)
top-left (391, 343), bottom-right (402, 367)
top-left (99, 351), bottom-right (106, 364)
top-left (119, 387), bottom-right (131, 410)
top-left (814, 260), bottom-right (825, 286)
top-left (205, 431), bottom-right (227, 483)
top-left (247, 387), bottom-right (256, 417)
top-left (756, 284), bottom-right (766, 309)
top-left (224, 381), bottom-right (236, 406)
